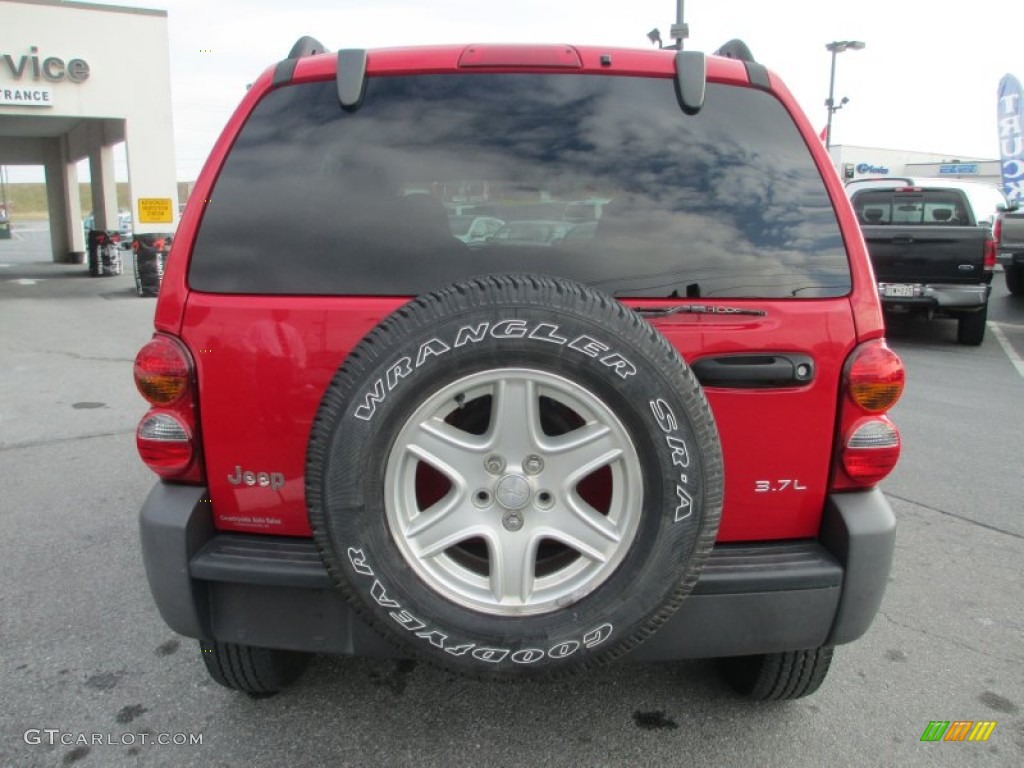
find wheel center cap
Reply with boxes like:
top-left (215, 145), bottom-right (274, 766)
top-left (495, 475), bottom-right (531, 510)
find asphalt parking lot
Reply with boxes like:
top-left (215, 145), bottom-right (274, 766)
top-left (1, 225), bottom-right (1022, 768)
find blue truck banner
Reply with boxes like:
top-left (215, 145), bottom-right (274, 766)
top-left (998, 74), bottom-right (1024, 204)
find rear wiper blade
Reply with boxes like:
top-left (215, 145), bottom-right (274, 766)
top-left (635, 304), bottom-right (767, 318)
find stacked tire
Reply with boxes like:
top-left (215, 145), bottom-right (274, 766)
top-left (133, 234), bottom-right (170, 297)
top-left (87, 230), bottom-right (123, 277)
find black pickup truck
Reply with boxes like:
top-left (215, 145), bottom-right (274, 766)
top-left (848, 179), bottom-right (1003, 345)
top-left (996, 208), bottom-right (1024, 295)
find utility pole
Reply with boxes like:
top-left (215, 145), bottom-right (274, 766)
top-left (824, 40), bottom-right (865, 150)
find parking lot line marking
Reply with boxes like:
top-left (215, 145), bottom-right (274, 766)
top-left (989, 322), bottom-right (1024, 379)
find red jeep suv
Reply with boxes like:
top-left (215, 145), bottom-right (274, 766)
top-left (135, 37), bottom-right (904, 699)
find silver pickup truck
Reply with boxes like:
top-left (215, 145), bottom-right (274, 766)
top-left (847, 178), bottom-right (1006, 345)
top-left (996, 208), bottom-right (1024, 295)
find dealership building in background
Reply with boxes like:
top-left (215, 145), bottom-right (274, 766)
top-left (0, 0), bottom-right (177, 262)
top-left (828, 145), bottom-right (1002, 189)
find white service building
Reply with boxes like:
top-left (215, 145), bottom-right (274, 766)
top-left (0, 0), bottom-right (177, 262)
top-left (828, 145), bottom-right (1002, 189)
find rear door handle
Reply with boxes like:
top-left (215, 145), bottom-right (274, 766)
top-left (891, 236), bottom-right (914, 245)
top-left (691, 353), bottom-right (815, 388)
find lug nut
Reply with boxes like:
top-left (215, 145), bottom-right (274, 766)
top-left (502, 511), bottom-right (524, 532)
top-left (523, 455), bottom-right (544, 475)
top-left (484, 455), bottom-right (505, 474)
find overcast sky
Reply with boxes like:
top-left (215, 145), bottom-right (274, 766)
top-left (7, 0), bottom-right (1024, 183)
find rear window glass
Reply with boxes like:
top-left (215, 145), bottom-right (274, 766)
top-left (190, 74), bottom-right (850, 298)
top-left (853, 189), bottom-right (973, 226)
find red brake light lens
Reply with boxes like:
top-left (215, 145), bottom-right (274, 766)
top-left (458, 45), bottom-right (583, 69)
top-left (137, 411), bottom-right (194, 476)
top-left (984, 237), bottom-right (997, 271)
top-left (842, 418), bottom-right (901, 485)
top-left (134, 335), bottom-right (190, 405)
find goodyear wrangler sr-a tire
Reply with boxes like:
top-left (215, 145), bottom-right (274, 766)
top-left (307, 275), bottom-right (723, 678)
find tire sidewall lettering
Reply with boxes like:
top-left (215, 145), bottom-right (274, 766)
top-left (649, 399), bottom-right (697, 522)
top-left (352, 319), bottom-right (643, 423)
top-left (346, 550), bottom-right (613, 667)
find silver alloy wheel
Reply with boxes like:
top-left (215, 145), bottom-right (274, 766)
top-left (384, 368), bottom-right (643, 616)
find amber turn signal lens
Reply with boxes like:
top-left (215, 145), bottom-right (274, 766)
top-left (847, 343), bottom-right (905, 413)
top-left (134, 335), bottom-right (190, 405)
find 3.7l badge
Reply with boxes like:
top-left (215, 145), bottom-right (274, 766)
top-left (754, 479), bottom-right (807, 493)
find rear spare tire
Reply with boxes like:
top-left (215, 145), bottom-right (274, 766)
top-left (306, 275), bottom-right (723, 678)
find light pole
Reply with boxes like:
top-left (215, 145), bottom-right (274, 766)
top-left (647, 1), bottom-right (688, 51)
top-left (824, 40), bottom-right (865, 150)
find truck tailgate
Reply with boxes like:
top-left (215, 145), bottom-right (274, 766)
top-left (860, 226), bottom-right (988, 283)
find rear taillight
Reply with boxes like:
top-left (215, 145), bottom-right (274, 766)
top-left (137, 412), bottom-right (194, 475)
top-left (134, 335), bottom-right (189, 404)
top-left (847, 343), bottom-right (905, 412)
top-left (832, 341), bottom-right (905, 491)
top-left (994, 216), bottom-right (1002, 245)
top-left (134, 335), bottom-right (204, 482)
top-left (983, 236), bottom-right (997, 272)
top-left (841, 418), bottom-right (901, 485)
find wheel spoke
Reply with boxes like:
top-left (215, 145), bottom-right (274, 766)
top-left (544, 422), bottom-right (623, 487)
top-left (488, 378), bottom-right (541, 457)
top-left (406, 496), bottom-right (486, 559)
top-left (542, 497), bottom-right (621, 562)
top-left (489, 531), bottom-right (538, 605)
top-left (406, 418), bottom-right (485, 483)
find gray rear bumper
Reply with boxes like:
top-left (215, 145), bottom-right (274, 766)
top-left (997, 250), bottom-right (1024, 267)
top-left (878, 282), bottom-right (989, 310)
top-left (140, 484), bottom-right (895, 659)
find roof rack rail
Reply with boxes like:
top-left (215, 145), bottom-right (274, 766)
top-left (714, 39), bottom-right (755, 62)
top-left (713, 39), bottom-right (771, 91)
top-left (274, 36), bottom-right (331, 88)
top-left (287, 36), bottom-right (329, 59)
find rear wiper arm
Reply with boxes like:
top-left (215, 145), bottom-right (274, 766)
top-left (635, 304), bottom-right (767, 318)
